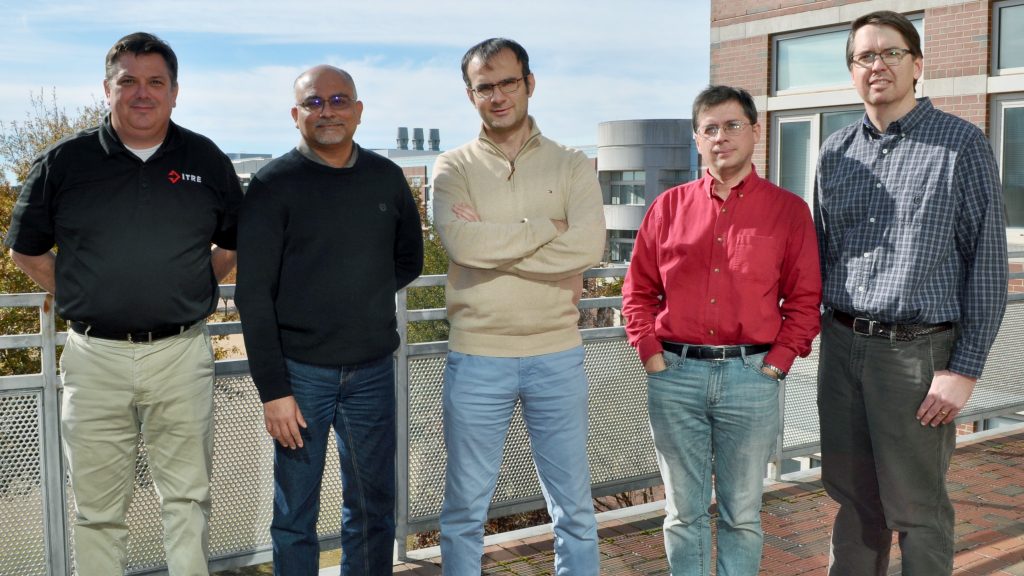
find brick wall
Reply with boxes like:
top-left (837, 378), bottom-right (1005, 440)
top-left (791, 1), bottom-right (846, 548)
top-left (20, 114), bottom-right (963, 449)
top-left (712, 0), bottom-right (872, 26)
top-left (923, 2), bottom-right (990, 80)
top-left (711, 35), bottom-right (771, 173)
top-left (1011, 263), bottom-right (1024, 295)
top-left (956, 422), bottom-right (979, 435)
top-left (922, 1), bottom-right (991, 131)
top-left (929, 95), bottom-right (989, 131)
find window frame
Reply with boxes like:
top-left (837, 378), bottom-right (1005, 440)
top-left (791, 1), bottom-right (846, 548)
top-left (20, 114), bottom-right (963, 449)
top-left (771, 114), bottom-right (818, 204)
top-left (773, 24), bottom-right (853, 96)
top-left (607, 170), bottom-right (646, 206)
top-left (770, 106), bottom-right (864, 206)
top-left (991, 95), bottom-right (1024, 235)
top-left (994, 0), bottom-right (1024, 76)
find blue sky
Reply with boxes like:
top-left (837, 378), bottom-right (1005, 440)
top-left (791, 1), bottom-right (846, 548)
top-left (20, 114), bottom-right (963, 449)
top-left (0, 0), bottom-right (711, 162)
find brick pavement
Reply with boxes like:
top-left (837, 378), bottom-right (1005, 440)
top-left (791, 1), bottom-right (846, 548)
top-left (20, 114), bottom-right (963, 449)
top-left (392, 428), bottom-right (1024, 575)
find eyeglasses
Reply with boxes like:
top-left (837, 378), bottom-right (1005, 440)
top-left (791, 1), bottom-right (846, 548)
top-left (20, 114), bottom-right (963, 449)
top-left (695, 120), bottom-right (751, 140)
top-left (297, 94), bottom-right (355, 113)
top-left (851, 48), bottom-right (913, 69)
top-left (470, 77), bottom-right (525, 99)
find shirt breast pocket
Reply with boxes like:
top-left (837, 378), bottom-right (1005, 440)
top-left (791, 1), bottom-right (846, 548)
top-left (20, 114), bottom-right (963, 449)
top-left (728, 235), bottom-right (780, 284)
top-left (894, 181), bottom-right (952, 234)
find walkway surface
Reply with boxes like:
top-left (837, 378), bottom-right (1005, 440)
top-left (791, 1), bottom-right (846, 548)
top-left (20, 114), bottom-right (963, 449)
top-left (391, 427), bottom-right (1024, 575)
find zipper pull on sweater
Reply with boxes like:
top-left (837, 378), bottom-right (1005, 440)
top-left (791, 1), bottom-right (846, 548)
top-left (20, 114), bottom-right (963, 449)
top-left (507, 160), bottom-right (515, 181)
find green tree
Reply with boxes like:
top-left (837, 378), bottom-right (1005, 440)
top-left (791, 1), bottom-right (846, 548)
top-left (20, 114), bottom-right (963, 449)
top-left (0, 89), bottom-right (106, 375)
top-left (579, 276), bottom-right (622, 329)
top-left (405, 186), bottom-right (450, 344)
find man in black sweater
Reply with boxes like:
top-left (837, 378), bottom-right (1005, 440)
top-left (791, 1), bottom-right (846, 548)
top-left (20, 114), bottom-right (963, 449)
top-left (236, 65), bottom-right (423, 576)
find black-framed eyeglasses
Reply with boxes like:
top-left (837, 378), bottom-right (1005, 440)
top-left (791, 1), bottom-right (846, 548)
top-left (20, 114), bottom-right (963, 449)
top-left (470, 77), bottom-right (526, 99)
top-left (851, 48), bottom-right (913, 69)
top-left (297, 94), bottom-right (355, 113)
top-left (695, 120), bottom-right (751, 140)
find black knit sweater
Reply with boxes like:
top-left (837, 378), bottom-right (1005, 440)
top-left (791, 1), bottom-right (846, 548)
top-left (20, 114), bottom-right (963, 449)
top-left (236, 146), bottom-right (423, 402)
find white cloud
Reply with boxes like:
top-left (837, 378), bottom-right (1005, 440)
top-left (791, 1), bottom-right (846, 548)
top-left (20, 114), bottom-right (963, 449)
top-left (0, 0), bottom-right (710, 162)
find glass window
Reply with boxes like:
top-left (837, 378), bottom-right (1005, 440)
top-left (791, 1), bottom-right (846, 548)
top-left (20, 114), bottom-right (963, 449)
top-left (774, 17), bottom-right (922, 93)
top-left (607, 171), bottom-right (646, 205)
top-left (608, 230), bottom-right (638, 263)
top-left (771, 107), bottom-right (863, 205)
top-left (822, 110), bottom-right (864, 141)
top-left (996, 1), bottom-right (1024, 71)
top-left (1001, 105), bottom-right (1024, 227)
top-left (776, 29), bottom-right (850, 92)
top-left (779, 120), bottom-right (811, 200)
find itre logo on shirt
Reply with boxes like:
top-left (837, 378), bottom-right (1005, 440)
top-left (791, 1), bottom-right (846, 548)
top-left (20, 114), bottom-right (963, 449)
top-left (167, 170), bottom-right (203, 184)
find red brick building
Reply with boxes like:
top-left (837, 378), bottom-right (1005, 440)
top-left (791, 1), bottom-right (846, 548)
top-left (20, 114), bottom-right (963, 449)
top-left (709, 0), bottom-right (1024, 276)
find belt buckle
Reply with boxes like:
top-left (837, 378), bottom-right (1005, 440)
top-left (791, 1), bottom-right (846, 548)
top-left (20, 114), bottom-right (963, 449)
top-left (709, 346), bottom-right (728, 361)
top-left (126, 331), bottom-right (154, 343)
top-left (852, 317), bottom-right (876, 337)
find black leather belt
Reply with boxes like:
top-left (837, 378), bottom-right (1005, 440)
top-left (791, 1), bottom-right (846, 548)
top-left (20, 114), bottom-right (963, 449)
top-left (832, 310), bottom-right (952, 341)
top-left (662, 342), bottom-right (771, 360)
top-left (69, 320), bottom-right (197, 343)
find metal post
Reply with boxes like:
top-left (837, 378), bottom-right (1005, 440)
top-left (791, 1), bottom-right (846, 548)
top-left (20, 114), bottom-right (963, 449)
top-left (393, 288), bottom-right (411, 562)
top-left (771, 380), bottom-right (787, 481)
top-left (39, 294), bottom-right (71, 574)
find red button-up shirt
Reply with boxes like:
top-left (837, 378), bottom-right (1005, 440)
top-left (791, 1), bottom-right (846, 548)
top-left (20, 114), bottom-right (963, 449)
top-left (622, 167), bottom-right (822, 372)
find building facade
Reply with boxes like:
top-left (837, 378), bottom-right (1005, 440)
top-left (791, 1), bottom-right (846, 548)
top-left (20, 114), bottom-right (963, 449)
top-left (710, 0), bottom-right (1024, 251)
top-left (597, 119), bottom-right (696, 262)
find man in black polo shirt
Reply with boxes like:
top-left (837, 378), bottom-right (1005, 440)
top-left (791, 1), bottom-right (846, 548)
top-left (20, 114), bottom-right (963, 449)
top-left (5, 32), bottom-right (241, 575)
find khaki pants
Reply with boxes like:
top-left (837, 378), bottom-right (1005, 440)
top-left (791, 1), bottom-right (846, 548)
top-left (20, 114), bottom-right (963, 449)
top-left (60, 323), bottom-right (214, 576)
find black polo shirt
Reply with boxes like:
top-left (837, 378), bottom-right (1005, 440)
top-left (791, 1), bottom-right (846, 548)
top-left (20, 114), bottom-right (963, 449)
top-left (4, 115), bottom-right (243, 332)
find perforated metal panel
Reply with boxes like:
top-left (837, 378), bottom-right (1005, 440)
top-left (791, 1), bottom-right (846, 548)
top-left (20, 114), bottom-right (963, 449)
top-left (207, 375), bottom-right (276, 558)
top-left (962, 300), bottom-right (1024, 420)
top-left (404, 338), bottom-right (661, 527)
top-left (0, 392), bottom-right (47, 576)
top-left (781, 337), bottom-right (822, 457)
top-left (406, 354), bottom-right (448, 521)
top-left (584, 339), bottom-right (658, 484)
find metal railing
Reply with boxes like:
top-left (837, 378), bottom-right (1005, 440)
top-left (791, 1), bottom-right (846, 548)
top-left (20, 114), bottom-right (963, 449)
top-left (1, 256), bottom-right (1022, 574)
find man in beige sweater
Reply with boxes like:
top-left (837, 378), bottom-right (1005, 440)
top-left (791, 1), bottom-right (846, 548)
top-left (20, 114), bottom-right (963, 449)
top-left (432, 38), bottom-right (606, 575)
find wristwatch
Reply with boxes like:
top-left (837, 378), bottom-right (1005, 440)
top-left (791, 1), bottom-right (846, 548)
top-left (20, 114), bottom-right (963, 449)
top-left (761, 362), bottom-right (786, 380)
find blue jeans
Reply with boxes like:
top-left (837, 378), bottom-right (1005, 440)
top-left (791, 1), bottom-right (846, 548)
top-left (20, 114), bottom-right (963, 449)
top-left (272, 355), bottom-right (396, 576)
top-left (440, 347), bottom-right (599, 575)
top-left (646, 348), bottom-right (780, 576)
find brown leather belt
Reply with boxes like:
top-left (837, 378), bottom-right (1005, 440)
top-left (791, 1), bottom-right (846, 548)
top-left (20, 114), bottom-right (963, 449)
top-left (832, 310), bottom-right (952, 342)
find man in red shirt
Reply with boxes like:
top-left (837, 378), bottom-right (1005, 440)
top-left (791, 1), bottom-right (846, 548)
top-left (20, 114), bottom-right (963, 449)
top-left (622, 85), bottom-right (821, 576)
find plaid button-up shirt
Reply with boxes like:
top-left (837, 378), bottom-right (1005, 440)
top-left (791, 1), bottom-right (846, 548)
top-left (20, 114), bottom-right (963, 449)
top-left (815, 98), bottom-right (1007, 378)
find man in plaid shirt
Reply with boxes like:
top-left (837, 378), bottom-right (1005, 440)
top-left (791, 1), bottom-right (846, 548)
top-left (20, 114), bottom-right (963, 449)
top-left (815, 10), bottom-right (1008, 576)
